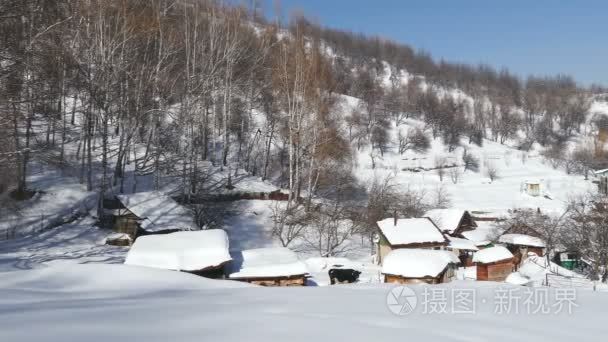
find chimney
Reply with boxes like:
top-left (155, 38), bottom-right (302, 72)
top-left (393, 210), bottom-right (398, 226)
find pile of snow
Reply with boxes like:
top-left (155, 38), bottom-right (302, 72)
top-left (377, 218), bottom-right (446, 246)
top-left (472, 246), bottom-right (513, 264)
top-left (117, 191), bottom-right (196, 232)
top-left (382, 249), bottom-right (459, 278)
top-left (125, 230), bottom-right (231, 272)
top-left (505, 271), bottom-right (532, 286)
top-left (498, 233), bottom-right (545, 248)
top-left (105, 232), bottom-right (132, 242)
top-left (227, 247), bottom-right (308, 279)
top-left (424, 209), bottom-right (467, 234)
top-left (2, 264), bottom-right (608, 341)
top-left (447, 236), bottom-right (478, 251)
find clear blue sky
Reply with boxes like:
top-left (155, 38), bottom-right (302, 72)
top-left (262, 0), bottom-right (607, 86)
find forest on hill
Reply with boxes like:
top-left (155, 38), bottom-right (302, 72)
top-left (0, 0), bottom-right (603, 214)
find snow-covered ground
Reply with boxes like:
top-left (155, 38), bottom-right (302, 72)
top-left (0, 166), bottom-right (95, 240)
top-left (352, 118), bottom-right (595, 214)
top-left (1, 264), bottom-right (607, 342)
top-left (0, 217), bottom-right (127, 272)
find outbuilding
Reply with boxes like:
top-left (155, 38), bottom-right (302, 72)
top-left (498, 233), bottom-right (546, 267)
top-left (382, 249), bottom-right (459, 284)
top-left (124, 229), bottom-right (231, 278)
top-left (226, 247), bottom-right (309, 286)
top-left (376, 217), bottom-right (447, 265)
top-left (473, 246), bottom-right (514, 282)
top-left (104, 191), bottom-right (197, 239)
top-left (424, 209), bottom-right (477, 237)
top-left (523, 180), bottom-right (542, 197)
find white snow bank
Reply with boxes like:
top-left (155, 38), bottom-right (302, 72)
top-left (447, 236), bottom-right (478, 251)
top-left (505, 272), bottom-right (531, 286)
top-left (125, 230), bottom-right (231, 271)
top-left (0, 263), bottom-right (248, 293)
top-left (382, 249), bottom-right (459, 278)
top-left (424, 209), bottom-right (467, 234)
top-left (2, 265), bottom-right (608, 342)
top-left (377, 218), bottom-right (446, 246)
top-left (473, 246), bottom-right (513, 264)
top-left (105, 232), bottom-right (132, 241)
top-left (227, 247), bottom-right (308, 279)
top-left (117, 191), bottom-right (196, 232)
top-left (499, 233), bottom-right (545, 248)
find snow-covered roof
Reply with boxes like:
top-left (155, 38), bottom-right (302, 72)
top-left (377, 218), bottom-right (446, 246)
top-left (116, 191), bottom-right (196, 232)
top-left (447, 236), bottom-right (479, 251)
top-left (524, 179), bottom-right (541, 185)
top-left (472, 246), bottom-right (513, 264)
top-left (124, 230), bottom-right (231, 272)
top-left (499, 233), bottom-right (545, 248)
top-left (424, 209), bottom-right (468, 234)
top-left (227, 247), bottom-right (308, 279)
top-left (461, 221), bottom-right (496, 246)
top-left (594, 168), bottom-right (608, 175)
top-left (382, 249), bottom-right (459, 278)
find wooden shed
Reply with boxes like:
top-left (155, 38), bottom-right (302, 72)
top-left (227, 247), bottom-right (308, 286)
top-left (382, 249), bottom-right (459, 285)
top-left (523, 180), bottom-right (542, 197)
top-left (424, 209), bottom-right (477, 237)
top-left (104, 191), bottom-right (198, 239)
top-left (376, 217), bottom-right (448, 265)
top-left (473, 246), bottom-right (514, 282)
top-left (124, 230), bottom-right (232, 278)
top-left (498, 233), bottom-right (546, 268)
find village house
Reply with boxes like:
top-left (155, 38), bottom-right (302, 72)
top-left (473, 246), bottom-right (514, 282)
top-left (227, 247), bottom-right (309, 286)
top-left (103, 191), bottom-right (198, 241)
top-left (376, 217), bottom-right (448, 265)
top-left (424, 209), bottom-right (477, 237)
top-left (499, 233), bottom-right (546, 268)
top-left (124, 229), bottom-right (232, 278)
top-left (382, 249), bottom-right (459, 284)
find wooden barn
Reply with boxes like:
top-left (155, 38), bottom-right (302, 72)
top-left (498, 233), bottom-right (546, 268)
top-left (227, 247), bottom-right (308, 286)
top-left (382, 249), bottom-right (459, 285)
top-left (104, 191), bottom-right (197, 239)
top-left (124, 229), bottom-right (232, 278)
top-left (473, 246), bottom-right (514, 282)
top-left (424, 209), bottom-right (477, 237)
top-left (376, 217), bottom-right (448, 265)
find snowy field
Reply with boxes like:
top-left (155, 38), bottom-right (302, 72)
top-left (0, 217), bottom-right (127, 272)
top-left (351, 118), bottom-right (596, 214)
top-left (1, 264), bottom-right (607, 342)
